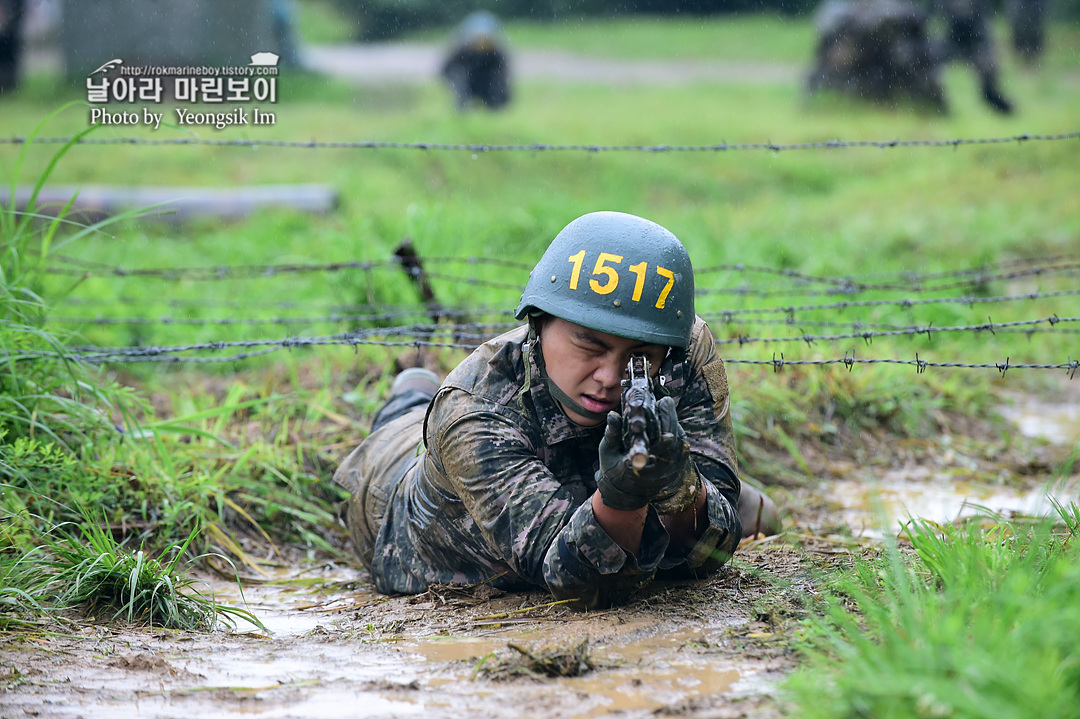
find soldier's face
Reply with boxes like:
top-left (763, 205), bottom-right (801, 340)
top-left (538, 317), bottom-right (668, 426)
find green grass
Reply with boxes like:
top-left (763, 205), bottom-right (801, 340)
top-left (0, 514), bottom-right (264, 631)
top-left (415, 14), bottom-right (817, 62)
top-left (1, 118), bottom-right (345, 629)
top-left (294, 0), bottom-right (357, 44)
top-left (786, 503), bottom-right (1080, 719)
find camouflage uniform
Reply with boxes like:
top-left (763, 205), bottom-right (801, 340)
top-left (440, 11), bottom-right (511, 111)
top-left (335, 317), bottom-right (742, 609)
top-left (932, 0), bottom-right (1013, 113)
top-left (805, 0), bottom-right (946, 112)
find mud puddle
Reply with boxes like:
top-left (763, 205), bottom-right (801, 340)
top-left (0, 562), bottom-right (796, 719)
top-left (831, 471), bottom-right (1075, 538)
top-left (825, 397), bottom-right (1079, 537)
top-left (997, 396), bottom-right (1080, 446)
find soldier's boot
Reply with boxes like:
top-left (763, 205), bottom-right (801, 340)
top-left (737, 482), bottom-right (783, 538)
top-left (390, 367), bottom-right (441, 396)
top-left (981, 75), bottom-right (1014, 113)
top-left (369, 367), bottom-right (442, 433)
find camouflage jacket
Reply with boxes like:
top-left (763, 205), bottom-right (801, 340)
top-left (363, 317), bottom-right (741, 608)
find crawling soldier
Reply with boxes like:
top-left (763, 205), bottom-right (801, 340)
top-left (335, 212), bottom-right (781, 608)
top-left (440, 11), bottom-right (510, 111)
top-left (932, 0), bottom-right (1014, 113)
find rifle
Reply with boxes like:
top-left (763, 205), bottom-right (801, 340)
top-left (621, 354), bottom-right (657, 472)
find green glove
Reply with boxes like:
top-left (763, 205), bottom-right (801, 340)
top-left (596, 396), bottom-right (696, 511)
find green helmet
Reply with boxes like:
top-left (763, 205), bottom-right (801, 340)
top-left (515, 211), bottom-right (696, 348)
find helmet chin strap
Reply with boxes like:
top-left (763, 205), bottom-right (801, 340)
top-left (542, 375), bottom-right (608, 423)
top-left (526, 319), bottom-right (609, 423)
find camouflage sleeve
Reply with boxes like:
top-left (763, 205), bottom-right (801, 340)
top-left (542, 501), bottom-right (668, 609)
top-left (666, 318), bottom-right (743, 571)
top-left (430, 397), bottom-right (670, 608)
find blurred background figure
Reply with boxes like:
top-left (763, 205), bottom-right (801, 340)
top-left (806, 0), bottom-right (946, 112)
top-left (267, 0), bottom-right (301, 68)
top-left (440, 11), bottom-right (510, 111)
top-left (0, 0), bottom-right (24, 93)
top-left (1006, 0), bottom-right (1047, 67)
top-left (931, 0), bottom-right (1013, 113)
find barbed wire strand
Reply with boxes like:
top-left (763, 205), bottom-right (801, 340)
top-left (49, 312), bottom-right (1079, 347)
top-left (43, 250), bottom-right (1080, 291)
top-left (709, 288), bottom-right (1080, 319)
top-left (8, 340), bottom-right (1078, 379)
top-left (4, 132), bottom-right (1078, 153)
top-left (9, 314), bottom-right (1078, 363)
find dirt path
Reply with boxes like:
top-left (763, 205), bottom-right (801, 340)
top-left (24, 42), bottom-right (801, 87)
top-left (302, 44), bottom-right (801, 86)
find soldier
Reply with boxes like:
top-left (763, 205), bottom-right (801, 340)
top-left (932, 0), bottom-right (1014, 113)
top-left (335, 211), bottom-right (782, 609)
top-left (806, 0), bottom-right (946, 112)
top-left (1006, 0), bottom-right (1047, 67)
top-left (0, 0), bottom-right (24, 94)
top-left (440, 11), bottom-right (510, 111)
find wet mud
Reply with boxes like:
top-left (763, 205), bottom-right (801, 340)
top-left (2, 382), bottom-right (1077, 718)
top-left (0, 553), bottom-right (802, 719)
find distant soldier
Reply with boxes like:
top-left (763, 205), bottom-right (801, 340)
top-left (0, 0), bottom-right (24, 93)
top-left (440, 11), bottom-right (510, 111)
top-left (931, 0), bottom-right (1014, 113)
top-left (806, 0), bottom-right (946, 112)
top-left (1006, 0), bottom-right (1047, 66)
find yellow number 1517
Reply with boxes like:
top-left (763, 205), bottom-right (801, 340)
top-left (567, 250), bottom-right (676, 309)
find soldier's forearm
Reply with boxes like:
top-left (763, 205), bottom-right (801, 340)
top-left (658, 483), bottom-right (708, 553)
top-left (591, 491), bottom-right (647, 555)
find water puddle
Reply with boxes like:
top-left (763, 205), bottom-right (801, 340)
top-left (825, 393), bottom-right (1080, 537)
top-left (125, 686), bottom-right (425, 719)
top-left (998, 397), bottom-right (1080, 446)
top-left (833, 472), bottom-right (1075, 537)
top-left (400, 625), bottom-right (747, 717)
top-left (569, 629), bottom-right (742, 716)
top-left (202, 565), bottom-right (379, 636)
top-left (563, 665), bottom-right (740, 716)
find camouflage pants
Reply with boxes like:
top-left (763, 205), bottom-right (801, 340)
top-left (335, 388), bottom-right (434, 568)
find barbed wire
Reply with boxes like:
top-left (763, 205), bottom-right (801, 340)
top-left (4, 132), bottom-right (1077, 153)
top-left (44, 250), bottom-right (1080, 292)
top-left (44, 255), bottom-right (532, 280)
top-left (51, 310), bottom-right (513, 327)
top-left (694, 252), bottom-right (1080, 286)
top-left (713, 316), bottom-right (1079, 346)
top-left (9, 313), bottom-right (1079, 368)
top-left (49, 311), bottom-right (1078, 346)
top-left (42, 259), bottom-right (1080, 306)
top-left (708, 288), bottom-right (1080, 319)
top-left (695, 263), bottom-right (1080, 297)
top-left (49, 285), bottom-right (1080, 322)
top-left (726, 355), bottom-right (1079, 378)
top-left (7, 338), bottom-right (1078, 378)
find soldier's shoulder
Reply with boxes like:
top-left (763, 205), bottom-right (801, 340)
top-left (685, 315), bottom-right (720, 368)
top-left (441, 324), bottom-right (529, 406)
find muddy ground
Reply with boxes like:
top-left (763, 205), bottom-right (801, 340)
top-left (2, 375), bottom-right (1076, 719)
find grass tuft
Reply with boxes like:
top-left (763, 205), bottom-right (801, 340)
top-left (1, 512), bottom-right (265, 631)
top-left (786, 504), bottom-right (1080, 719)
top-left (473, 638), bottom-right (596, 680)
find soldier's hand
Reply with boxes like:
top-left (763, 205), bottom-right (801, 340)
top-left (596, 397), bottom-right (695, 512)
